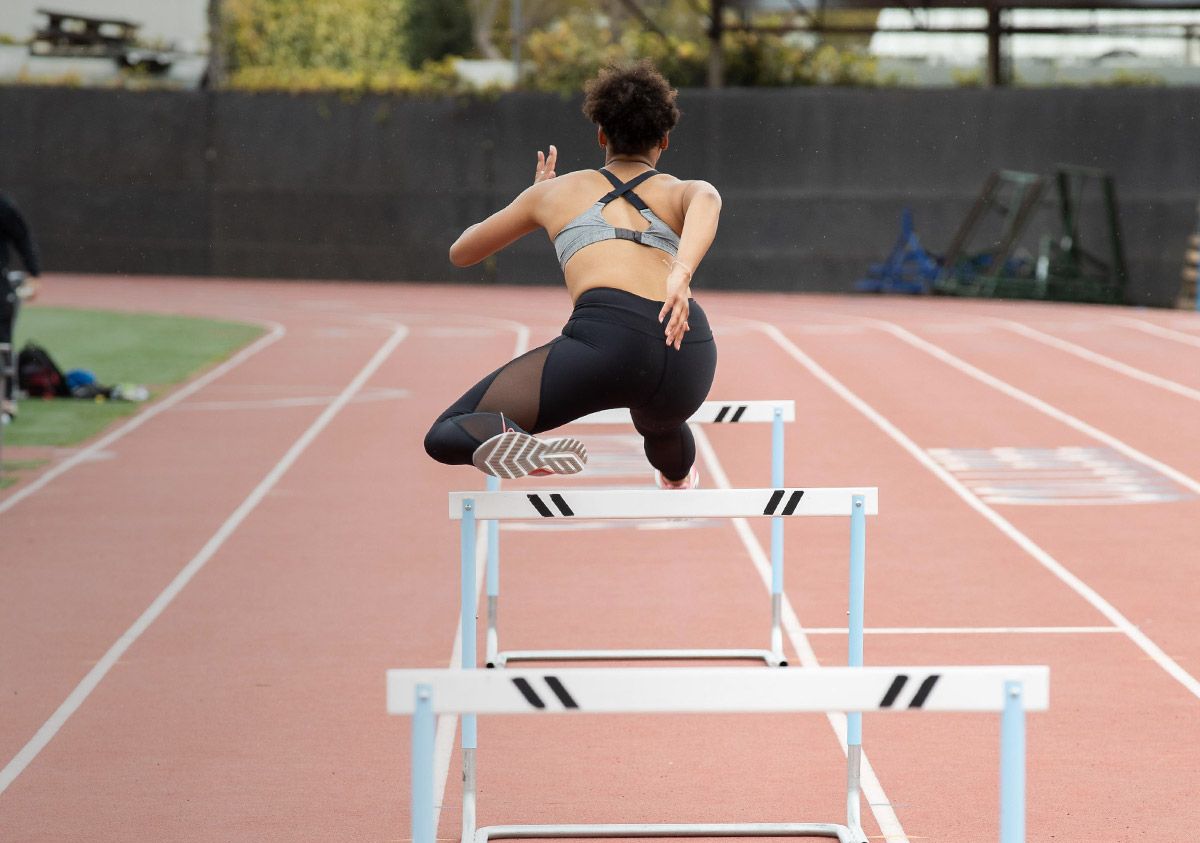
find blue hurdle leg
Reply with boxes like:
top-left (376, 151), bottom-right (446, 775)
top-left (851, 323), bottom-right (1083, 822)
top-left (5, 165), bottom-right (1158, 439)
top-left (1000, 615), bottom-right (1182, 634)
top-left (770, 408), bottom-right (785, 664)
top-left (1000, 681), bottom-right (1027, 843)
top-left (485, 475), bottom-right (500, 666)
top-left (846, 494), bottom-right (867, 836)
top-left (412, 684), bottom-right (435, 843)
top-left (460, 501), bottom-right (478, 840)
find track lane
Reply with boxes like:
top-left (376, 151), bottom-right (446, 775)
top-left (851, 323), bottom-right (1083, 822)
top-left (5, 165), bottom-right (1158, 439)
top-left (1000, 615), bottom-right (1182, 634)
top-left (854, 313), bottom-right (1200, 677)
top-left (0, 310), bottom-right (393, 775)
top-left (729, 305), bottom-right (1199, 840)
top-left (6, 281), bottom-right (1199, 842)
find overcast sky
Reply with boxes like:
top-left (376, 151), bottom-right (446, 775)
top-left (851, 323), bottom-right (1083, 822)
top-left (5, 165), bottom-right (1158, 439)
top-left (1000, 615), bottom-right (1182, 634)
top-left (3, 1), bottom-right (208, 51)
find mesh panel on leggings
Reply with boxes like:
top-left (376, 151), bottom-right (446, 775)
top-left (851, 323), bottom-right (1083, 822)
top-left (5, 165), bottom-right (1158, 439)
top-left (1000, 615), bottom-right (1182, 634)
top-left (471, 344), bottom-right (551, 433)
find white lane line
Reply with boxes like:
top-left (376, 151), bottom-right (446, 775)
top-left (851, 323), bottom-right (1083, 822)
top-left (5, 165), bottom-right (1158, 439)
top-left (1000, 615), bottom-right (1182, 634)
top-left (175, 387), bottom-right (410, 412)
top-left (430, 317), bottom-right (531, 835)
top-left (693, 427), bottom-right (909, 843)
top-left (797, 626), bottom-right (1120, 635)
top-left (997, 319), bottom-right (1200, 403)
top-left (1113, 316), bottom-right (1200, 349)
top-left (745, 318), bottom-right (1200, 702)
top-left (858, 316), bottom-right (1200, 497)
top-left (0, 319), bottom-right (286, 516)
top-left (0, 324), bottom-right (410, 796)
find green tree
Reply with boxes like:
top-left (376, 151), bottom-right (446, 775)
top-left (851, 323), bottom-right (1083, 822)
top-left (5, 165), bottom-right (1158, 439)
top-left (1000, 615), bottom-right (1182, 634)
top-left (522, 7), bottom-right (885, 92)
top-left (402, 0), bottom-right (474, 68)
top-left (225, 0), bottom-right (408, 74)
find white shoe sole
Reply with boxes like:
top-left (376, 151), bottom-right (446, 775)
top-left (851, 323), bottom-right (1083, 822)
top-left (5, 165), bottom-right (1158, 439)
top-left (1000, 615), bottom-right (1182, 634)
top-left (472, 431), bottom-right (588, 479)
top-left (655, 465), bottom-right (700, 490)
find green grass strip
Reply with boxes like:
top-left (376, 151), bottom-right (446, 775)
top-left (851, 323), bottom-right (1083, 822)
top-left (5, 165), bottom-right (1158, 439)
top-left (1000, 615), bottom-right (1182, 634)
top-left (0, 458), bottom-right (49, 489)
top-left (2, 459), bottom-right (49, 471)
top-left (5, 307), bottom-right (263, 448)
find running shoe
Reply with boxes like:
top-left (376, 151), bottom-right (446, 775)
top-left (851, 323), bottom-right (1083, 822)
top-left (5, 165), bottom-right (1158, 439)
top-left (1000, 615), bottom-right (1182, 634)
top-left (655, 465), bottom-right (700, 490)
top-left (472, 430), bottom-right (588, 479)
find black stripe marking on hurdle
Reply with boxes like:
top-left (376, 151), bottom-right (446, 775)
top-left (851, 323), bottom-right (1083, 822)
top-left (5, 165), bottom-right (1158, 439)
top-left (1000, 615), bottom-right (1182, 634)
top-left (763, 490), bottom-right (785, 515)
top-left (781, 490), bottom-right (805, 515)
top-left (730, 405), bottom-right (747, 422)
top-left (880, 675), bottom-right (908, 708)
top-left (549, 494), bottom-right (574, 517)
top-left (543, 676), bottom-right (579, 708)
top-left (908, 675), bottom-right (940, 709)
top-left (511, 677), bottom-right (546, 708)
top-left (527, 494), bottom-right (555, 517)
top-left (713, 405), bottom-right (730, 423)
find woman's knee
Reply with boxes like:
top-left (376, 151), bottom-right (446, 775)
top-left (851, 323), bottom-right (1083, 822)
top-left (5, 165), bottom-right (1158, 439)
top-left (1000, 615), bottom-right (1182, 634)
top-left (424, 420), bottom-right (464, 465)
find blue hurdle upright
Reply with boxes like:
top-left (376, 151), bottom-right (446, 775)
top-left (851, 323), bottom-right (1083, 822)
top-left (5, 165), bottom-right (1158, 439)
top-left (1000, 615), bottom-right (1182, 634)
top-left (390, 665), bottom-right (1050, 843)
top-left (484, 399), bottom-right (797, 668)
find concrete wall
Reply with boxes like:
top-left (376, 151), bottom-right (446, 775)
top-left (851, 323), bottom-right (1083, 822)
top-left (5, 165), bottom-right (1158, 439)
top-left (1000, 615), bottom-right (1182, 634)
top-left (2, 85), bottom-right (1197, 305)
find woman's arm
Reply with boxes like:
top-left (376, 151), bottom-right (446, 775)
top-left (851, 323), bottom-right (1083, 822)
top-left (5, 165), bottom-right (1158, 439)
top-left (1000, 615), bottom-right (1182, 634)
top-left (658, 180), bottom-right (722, 349)
top-left (448, 146), bottom-right (559, 267)
top-left (448, 186), bottom-right (544, 267)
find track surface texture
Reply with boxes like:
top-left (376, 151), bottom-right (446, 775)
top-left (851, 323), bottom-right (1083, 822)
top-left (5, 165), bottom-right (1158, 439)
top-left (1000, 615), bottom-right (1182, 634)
top-left (1, 275), bottom-right (1198, 841)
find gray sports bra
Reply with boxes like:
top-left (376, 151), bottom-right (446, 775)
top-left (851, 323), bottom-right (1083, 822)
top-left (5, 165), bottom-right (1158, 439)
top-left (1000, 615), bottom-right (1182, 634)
top-left (553, 169), bottom-right (681, 269)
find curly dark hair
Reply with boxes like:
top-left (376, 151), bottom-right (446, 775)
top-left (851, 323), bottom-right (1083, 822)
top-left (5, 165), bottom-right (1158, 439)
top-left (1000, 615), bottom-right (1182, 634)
top-left (582, 61), bottom-right (681, 156)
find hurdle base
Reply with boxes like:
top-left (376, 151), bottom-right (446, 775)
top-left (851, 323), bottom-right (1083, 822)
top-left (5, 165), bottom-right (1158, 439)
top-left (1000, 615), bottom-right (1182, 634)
top-left (489, 648), bottom-right (787, 668)
top-left (476, 822), bottom-right (859, 843)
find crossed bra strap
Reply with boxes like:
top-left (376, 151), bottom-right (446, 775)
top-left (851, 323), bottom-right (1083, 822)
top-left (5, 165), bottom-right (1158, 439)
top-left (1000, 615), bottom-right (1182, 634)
top-left (598, 168), bottom-right (657, 211)
top-left (552, 168), bottom-right (681, 269)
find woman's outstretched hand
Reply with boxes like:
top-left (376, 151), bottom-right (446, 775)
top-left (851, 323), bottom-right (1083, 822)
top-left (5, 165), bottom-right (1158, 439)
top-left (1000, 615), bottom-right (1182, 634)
top-left (535, 145), bottom-right (557, 184)
top-left (658, 261), bottom-right (693, 351)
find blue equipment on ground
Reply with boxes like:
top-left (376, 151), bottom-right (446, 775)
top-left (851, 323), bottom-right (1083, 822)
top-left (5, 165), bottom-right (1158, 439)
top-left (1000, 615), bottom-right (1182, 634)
top-left (855, 208), bottom-right (942, 294)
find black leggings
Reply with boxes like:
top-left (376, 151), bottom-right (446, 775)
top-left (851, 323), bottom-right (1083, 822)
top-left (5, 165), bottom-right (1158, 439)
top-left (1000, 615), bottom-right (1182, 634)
top-left (1, 273), bottom-right (17, 402)
top-left (424, 287), bottom-right (717, 481)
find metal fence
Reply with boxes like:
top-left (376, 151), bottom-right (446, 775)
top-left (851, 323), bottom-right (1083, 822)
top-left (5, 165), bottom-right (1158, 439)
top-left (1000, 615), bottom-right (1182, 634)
top-left (2, 85), bottom-right (1196, 305)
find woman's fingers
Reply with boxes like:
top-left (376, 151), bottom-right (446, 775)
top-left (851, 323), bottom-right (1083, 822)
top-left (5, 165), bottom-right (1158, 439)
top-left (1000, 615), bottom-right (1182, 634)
top-left (535, 145), bottom-right (558, 183)
top-left (663, 297), bottom-right (689, 349)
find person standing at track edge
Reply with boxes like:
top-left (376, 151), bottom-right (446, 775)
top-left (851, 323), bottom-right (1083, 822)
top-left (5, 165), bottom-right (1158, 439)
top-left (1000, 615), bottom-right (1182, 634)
top-left (0, 192), bottom-right (42, 425)
top-left (424, 61), bottom-right (720, 489)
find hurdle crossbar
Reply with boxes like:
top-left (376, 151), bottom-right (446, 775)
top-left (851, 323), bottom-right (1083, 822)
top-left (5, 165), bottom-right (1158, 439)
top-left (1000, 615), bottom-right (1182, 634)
top-left (573, 400), bottom-right (796, 426)
top-left (455, 489), bottom-right (877, 841)
top-left (453, 487), bottom-right (877, 521)
top-left (393, 666), bottom-right (1049, 843)
top-left (486, 400), bottom-right (796, 669)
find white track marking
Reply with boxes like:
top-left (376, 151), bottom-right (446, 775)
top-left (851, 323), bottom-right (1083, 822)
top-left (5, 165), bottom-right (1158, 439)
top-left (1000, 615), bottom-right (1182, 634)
top-left (745, 318), bottom-right (1200, 701)
top-left (857, 316), bottom-right (1200, 497)
top-left (0, 320), bottom-right (286, 516)
top-left (693, 428), bottom-right (909, 843)
top-left (797, 626), bottom-right (1120, 635)
top-left (430, 318), bottom-right (531, 834)
top-left (0, 324), bottom-right (409, 795)
top-left (997, 319), bottom-right (1200, 403)
top-left (175, 387), bottom-right (410, 411)
top-left (1112, 316), bottom-right (1200, 348)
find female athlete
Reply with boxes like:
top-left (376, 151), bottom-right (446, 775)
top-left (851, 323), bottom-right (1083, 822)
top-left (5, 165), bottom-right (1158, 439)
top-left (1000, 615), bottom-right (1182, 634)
top-left (423, 61), bottom-right (721, 489)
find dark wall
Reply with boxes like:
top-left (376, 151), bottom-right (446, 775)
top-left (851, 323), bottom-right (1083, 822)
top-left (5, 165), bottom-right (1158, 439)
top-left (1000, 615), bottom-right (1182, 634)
top-left (2, 85), bottom-right (1198, 305)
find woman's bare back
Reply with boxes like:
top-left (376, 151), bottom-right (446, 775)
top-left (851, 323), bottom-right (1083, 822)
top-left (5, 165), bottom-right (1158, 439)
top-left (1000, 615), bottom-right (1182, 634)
top-left (533, 165), bottom-right (689, 302)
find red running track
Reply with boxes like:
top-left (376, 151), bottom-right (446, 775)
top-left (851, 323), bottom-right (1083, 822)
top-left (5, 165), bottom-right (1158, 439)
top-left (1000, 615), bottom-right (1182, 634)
top-left (1, 275), bottom-right (1198, 841)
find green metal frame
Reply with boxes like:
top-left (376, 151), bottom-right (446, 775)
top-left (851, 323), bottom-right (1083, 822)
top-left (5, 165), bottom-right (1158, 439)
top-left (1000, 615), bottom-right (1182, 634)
top-left (936, 166), bottom-right (1128, 304)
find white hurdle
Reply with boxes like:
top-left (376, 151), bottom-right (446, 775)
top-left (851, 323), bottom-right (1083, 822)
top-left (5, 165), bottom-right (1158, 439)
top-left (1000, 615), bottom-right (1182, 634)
top-left (453, 487), bottom-right (877, 842)
top-left (484, 400), bottom-right (797, 669)
top-left (390, 665), bottom-right (1050, 843)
